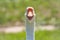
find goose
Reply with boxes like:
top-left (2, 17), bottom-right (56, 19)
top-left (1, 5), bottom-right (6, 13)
top-left (25, 7), bottom-right (36, 40)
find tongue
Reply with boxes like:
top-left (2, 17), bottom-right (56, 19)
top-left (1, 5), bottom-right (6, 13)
top-left (27, 16), bottom-right (33, 20)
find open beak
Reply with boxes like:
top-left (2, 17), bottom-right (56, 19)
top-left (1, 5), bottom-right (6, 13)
top-left (27, 11), bottom-right (34, 20)
top-left (25, 7), bottom-right (35, 21)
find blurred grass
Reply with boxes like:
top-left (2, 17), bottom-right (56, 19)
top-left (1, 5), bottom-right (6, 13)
top-left (0, 30), bottom-right (60, 40)
top-left (35, 30), bottom-right (60, 40)
top-left (0, 32), bottom-right (26, 40)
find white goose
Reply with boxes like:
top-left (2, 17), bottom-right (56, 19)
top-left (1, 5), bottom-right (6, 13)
top-left (25, 7), bottom-right (36, 40)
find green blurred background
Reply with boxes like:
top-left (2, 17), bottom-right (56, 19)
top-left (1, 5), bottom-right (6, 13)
top-left (0, 0), bottom-right (60, 26)
top-left (0, 0), bottom-right (60, 40)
